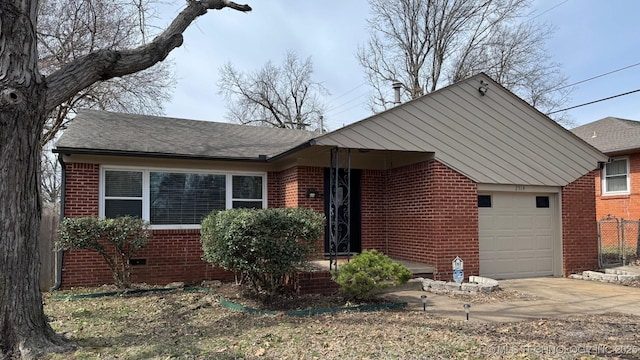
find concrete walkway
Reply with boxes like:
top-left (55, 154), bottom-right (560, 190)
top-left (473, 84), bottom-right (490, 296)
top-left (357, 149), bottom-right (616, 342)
top-left (379, 277), bottom-right (640, 323)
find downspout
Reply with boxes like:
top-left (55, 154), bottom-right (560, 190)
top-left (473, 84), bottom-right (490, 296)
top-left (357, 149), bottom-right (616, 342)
top-left (50, 153), bottom-right (66, 291)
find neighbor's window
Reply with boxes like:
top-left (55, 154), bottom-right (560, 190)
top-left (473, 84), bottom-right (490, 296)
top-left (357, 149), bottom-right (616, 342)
top-left (603, 158), bottom-right (629, 195)
top-left (104, 170), bottom-right (143, 218)
top-left (101, 168), bottom-right (266, 228)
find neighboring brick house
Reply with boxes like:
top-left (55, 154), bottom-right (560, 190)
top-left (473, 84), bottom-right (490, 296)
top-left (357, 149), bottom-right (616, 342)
top-left (573, 117), bottom-right (640, 220)
top-left (572, 117), bottom-right (640, 251)
top-left (54, 73), bottom-right (606, 288)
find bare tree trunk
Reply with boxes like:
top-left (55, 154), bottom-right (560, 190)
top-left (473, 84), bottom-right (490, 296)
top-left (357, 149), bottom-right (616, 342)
top-left (1, 0), bottom-right (251, 357)
top-left (0, 94), bottom-right (71, 359)
top-left (0, 2), bottom-right (72, 358)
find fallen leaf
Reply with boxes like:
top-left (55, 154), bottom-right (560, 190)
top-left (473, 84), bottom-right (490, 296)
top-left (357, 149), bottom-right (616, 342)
top-left (255, 348), bottom-right (266, 356)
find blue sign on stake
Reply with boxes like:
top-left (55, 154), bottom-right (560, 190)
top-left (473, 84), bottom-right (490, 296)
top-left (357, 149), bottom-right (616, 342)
top-left (453, 269), bottom-right (464, 284)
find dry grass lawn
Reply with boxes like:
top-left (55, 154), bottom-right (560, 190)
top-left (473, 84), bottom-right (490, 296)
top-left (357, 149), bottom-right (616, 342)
top-left (42, 283), bottom-right (640, 359)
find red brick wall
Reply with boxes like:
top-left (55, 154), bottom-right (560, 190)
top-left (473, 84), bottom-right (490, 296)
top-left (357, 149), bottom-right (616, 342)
top-left (61, 162), bottom-right (233, 288)
top-left (562, 171), bottom-right (599, 276)
top-left (267, 171), bottom-right (283, 208)
top-left (361, 170), bottom-right (386, 250)
top-left (64, 163), bottom-right (100, 217)
top-left (595, 153), bottom-right (640, 221)
top-left (425, 161), bottom-right (479, 280)
top-left (286, 270), bottom-right (339, 295)
top-left (296, 167), bottom-right (325, 212)
top-left (385, 160), bottom-right (479, 281)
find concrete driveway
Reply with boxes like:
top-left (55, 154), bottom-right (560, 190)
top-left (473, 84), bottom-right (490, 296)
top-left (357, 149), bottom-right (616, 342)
top-left (379, 276), bottom-right (640, 323)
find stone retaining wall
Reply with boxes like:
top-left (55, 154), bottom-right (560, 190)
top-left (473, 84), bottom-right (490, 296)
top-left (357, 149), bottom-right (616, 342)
top-left (569, 269), bottom-right (640, 284)
top-left (420, 276), bottom-right (499, 295)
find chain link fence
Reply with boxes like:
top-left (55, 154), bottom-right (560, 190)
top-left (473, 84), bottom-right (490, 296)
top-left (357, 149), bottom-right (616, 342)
top-left (598, 216), bottom-right (640, 267)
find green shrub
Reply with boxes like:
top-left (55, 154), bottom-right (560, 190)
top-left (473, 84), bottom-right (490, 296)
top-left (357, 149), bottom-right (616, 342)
top-left (57, 216), bottom-right (150, 289)
top-left (332, 249), bottom-right (412, 300)
top-left (200, 208), bottom-right (324, 295)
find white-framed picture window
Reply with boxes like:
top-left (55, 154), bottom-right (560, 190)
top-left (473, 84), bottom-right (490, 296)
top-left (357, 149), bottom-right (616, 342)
top-left (602, 158), bottom-right (630, 195)
top-left (100, 166), bottom-right (267, 229)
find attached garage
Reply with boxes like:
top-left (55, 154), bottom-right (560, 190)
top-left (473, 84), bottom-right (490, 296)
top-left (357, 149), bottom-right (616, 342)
top-left (479, 191), bottom-right (560, 279)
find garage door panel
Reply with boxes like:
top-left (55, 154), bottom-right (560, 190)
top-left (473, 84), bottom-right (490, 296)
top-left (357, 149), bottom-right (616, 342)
top-left (479, 192), bottom-right (557, 279)
top-left (515, 215), bottom-right (534, 229)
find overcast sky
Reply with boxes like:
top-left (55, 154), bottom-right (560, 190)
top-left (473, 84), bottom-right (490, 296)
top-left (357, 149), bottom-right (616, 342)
top-left (153, 0), bottom-right (640, 130)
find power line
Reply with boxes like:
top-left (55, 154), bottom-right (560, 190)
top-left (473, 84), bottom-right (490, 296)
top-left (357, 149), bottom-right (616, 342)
top-left (547, 88), bottom-right (640, 115)
top-left (325, 82), bottom-right (367, 107)
top-left (550, 61), bottom-right (640, 92)
top-left (529, 0), bottom-right (569, 19)
top-left (326, 91), bottom-right (369, 113)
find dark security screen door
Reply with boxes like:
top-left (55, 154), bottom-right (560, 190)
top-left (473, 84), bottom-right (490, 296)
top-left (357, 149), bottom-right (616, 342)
top-left (324, 168), bottom-right (361, 254)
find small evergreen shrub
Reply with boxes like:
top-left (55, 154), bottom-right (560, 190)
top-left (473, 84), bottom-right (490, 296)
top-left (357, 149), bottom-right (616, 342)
top-left (57, 216), bottom-right (150, 289)
top-left (332, 249), bottom-right (412, 300)
top-left (200, 208), bottom-right (324, 295)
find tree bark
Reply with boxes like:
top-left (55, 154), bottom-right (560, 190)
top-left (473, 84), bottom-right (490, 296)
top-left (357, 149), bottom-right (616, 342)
top-left (0, 0), bottom-right (250, 358)
top-left (0, 2), bottom-right (71, 357)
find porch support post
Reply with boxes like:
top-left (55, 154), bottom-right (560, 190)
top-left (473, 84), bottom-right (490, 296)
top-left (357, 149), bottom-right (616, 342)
top-left (329, 147), bottom-right (351, 270)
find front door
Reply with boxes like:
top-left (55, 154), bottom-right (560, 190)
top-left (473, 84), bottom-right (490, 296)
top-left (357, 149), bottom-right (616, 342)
top-left (324, 168), bottom-right (361, 254)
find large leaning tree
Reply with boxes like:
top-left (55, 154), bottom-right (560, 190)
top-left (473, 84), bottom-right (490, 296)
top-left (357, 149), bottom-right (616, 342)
top-left (0, 1), bottom-right (251, 358)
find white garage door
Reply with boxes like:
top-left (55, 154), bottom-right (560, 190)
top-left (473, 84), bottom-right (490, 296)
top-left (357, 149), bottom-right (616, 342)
top-left (479, 192), bottom-right (556, 279)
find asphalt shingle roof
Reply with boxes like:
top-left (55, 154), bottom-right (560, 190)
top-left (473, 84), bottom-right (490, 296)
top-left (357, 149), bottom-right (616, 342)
top-left (55, 109), bottom-right (317, 160)
top-left (571, 117), bottom-right (640, 154)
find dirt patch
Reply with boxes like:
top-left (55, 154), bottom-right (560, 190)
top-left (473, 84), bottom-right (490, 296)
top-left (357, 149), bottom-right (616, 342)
top-left (211, 282), bottom-right (386, 311)
top-left (449, 287), bottom-right (546, 304)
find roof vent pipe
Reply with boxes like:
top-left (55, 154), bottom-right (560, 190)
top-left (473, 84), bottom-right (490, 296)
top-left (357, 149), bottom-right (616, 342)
top-left (392, 81), bottom-right (402, 106)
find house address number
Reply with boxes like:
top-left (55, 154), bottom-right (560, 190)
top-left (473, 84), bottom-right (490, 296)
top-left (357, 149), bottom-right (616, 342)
top-left (515, 185), bottom-right (526, 191)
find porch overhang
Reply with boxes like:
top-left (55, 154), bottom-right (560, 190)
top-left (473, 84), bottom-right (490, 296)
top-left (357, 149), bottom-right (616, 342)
top-left (268, 144), bottom-right (435, 171)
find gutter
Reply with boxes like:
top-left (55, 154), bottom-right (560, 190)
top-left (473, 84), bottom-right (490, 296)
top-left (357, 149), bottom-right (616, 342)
top-left (50, 153), bottom-right (66, 291)
top-left (52, 147), bottom-right (271, 163)
top-left (267, 140), bottom-right (315, 162)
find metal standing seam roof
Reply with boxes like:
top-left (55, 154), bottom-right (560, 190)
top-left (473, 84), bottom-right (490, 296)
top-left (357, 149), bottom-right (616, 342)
top-left (55, 109), bottom-right (317, 160)
top-left (571, 117), bottom-right (640, 154)
top-left (312, 73), bottom-right (606, 187)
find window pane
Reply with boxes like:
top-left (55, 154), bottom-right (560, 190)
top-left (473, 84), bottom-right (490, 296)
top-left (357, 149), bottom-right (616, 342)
top-left (478, 195), bottom-right (492, 208)
top-left (606, 176), bottom-right (627, 192)
top-left (232, 201), bottom-right (263, 209)
top-left (232, 175), bottom-right (262, 199)
top-left (105, 171), bottom-right (142, 197)
top-left (150, 172), bottom-right (225, 225)
top-left (536, 196), bottom-right (550, 208)
top-left (105, 199), bottom-right (142, 218)
top-left (606, 160), bottom-right (627, 176)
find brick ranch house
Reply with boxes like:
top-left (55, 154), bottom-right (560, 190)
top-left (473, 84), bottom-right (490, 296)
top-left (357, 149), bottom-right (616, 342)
top-left (53, 73), bottom-right (606, 289)
top-left (572, 117), bottom-right (640, 250)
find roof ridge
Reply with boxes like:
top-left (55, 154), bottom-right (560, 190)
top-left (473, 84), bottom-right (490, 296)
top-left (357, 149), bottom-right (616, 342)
top-left (76, 108), bottom-right (317, 135)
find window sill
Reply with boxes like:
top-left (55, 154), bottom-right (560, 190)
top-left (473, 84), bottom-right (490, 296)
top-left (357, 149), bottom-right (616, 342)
top-left (600, 194), bottom-right (631, 200)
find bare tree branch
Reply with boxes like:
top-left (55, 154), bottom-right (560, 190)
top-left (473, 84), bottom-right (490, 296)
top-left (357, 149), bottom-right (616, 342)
top-left (218, 50), bottom-right (328, 130)
top-left (359, 0), bottom-right (572, 125)
top-left (45, 0), bottom-right (251, 113)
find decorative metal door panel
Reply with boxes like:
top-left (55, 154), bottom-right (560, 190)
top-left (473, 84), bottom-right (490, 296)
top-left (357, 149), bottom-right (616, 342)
top-left (325, 148), bottom-right (361, 270)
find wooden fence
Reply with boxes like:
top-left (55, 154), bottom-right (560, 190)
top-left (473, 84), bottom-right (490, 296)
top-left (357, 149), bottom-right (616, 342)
top-left (39, 205), bottom-right (59, 291)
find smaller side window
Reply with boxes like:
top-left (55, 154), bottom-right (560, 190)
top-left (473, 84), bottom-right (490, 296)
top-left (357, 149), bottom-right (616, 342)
top-left (232, 175), bottom-right (264, 209)
top-left (478, 195), bottom-right (492, 208)
top-left (536, 196), bottom-right (549, 208)
top-left (104, 170), bottom-right (143, 218)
